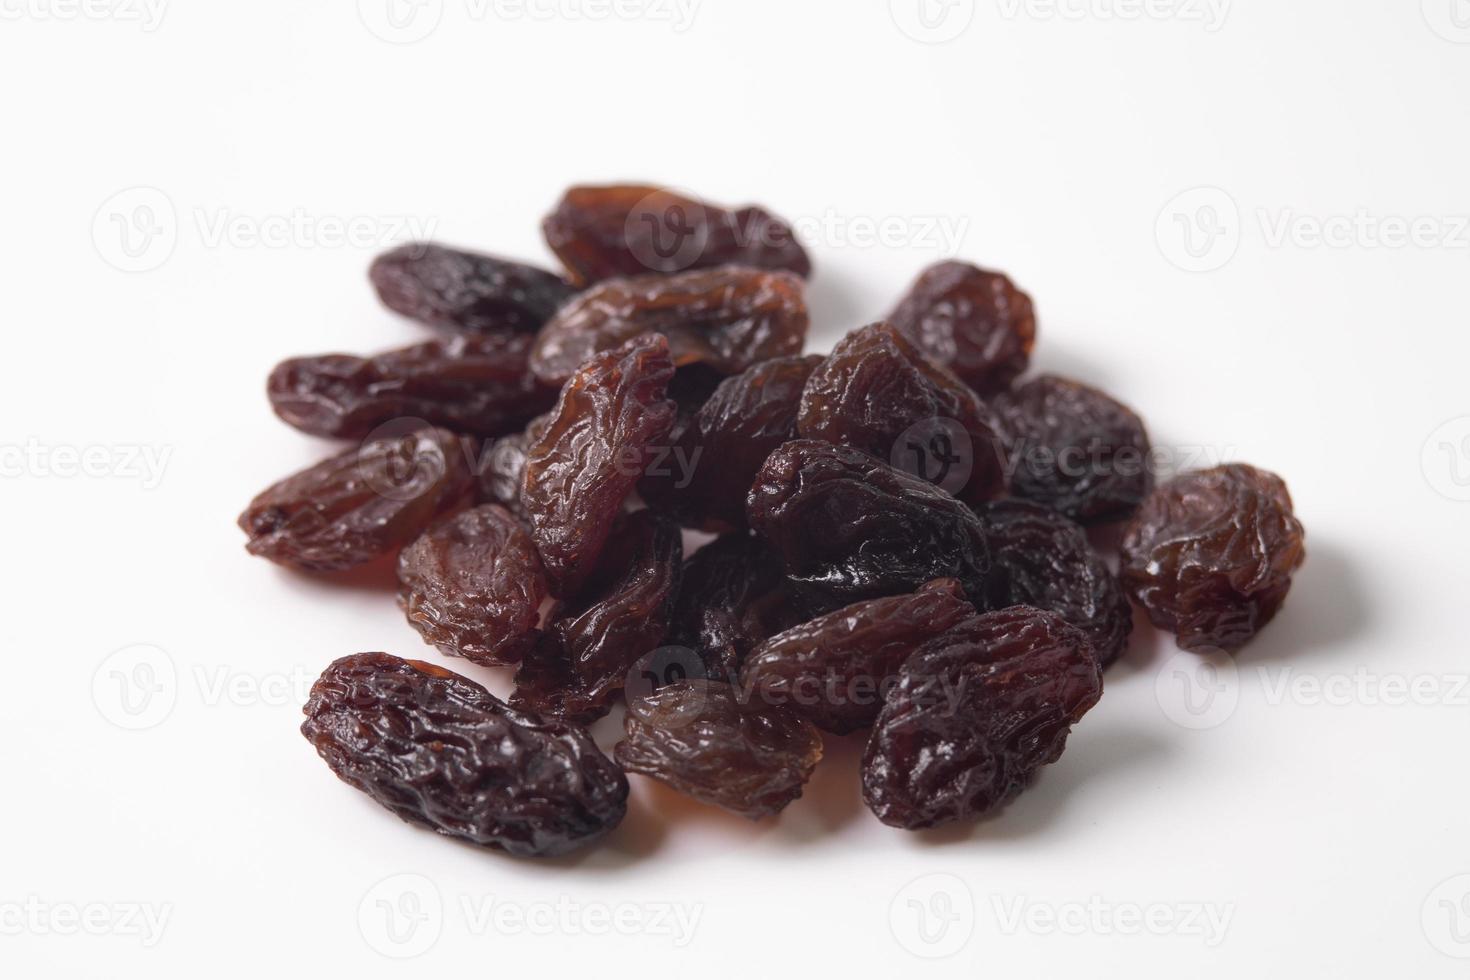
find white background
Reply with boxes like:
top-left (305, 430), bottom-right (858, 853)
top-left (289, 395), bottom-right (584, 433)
top-left (2, 1), bottom-right (1468, 977)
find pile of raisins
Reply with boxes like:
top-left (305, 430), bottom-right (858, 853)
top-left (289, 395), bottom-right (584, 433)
top-left (244, 184), bottom-right (1307, 857)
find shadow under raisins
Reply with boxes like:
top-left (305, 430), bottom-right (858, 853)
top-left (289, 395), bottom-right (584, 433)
top-left (533, 789), bottom-right (672, 872)
top-left (1227, 538), bottom-right (1366, 669)
top-left (263, 552), bottom-right (402, 594)
top-left (804, 265), bottom-right (874, 353)
top-left (775, 730), bottom-right (869, 842)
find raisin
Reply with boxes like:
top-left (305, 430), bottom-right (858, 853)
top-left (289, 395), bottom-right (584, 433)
top-left (542, 184), bottom-right (811, 286)
top-left (977, 500), bottom-right (1133, 667)
top-left (301, 653), bottom-right (626, 857)
top-left (1120, 464), bottom-right (1305, 652)
top-left (396, 504), bottom-right (548, 666)
top-left (369, 242), bottom-right (575, 334)
top-left (796, 322), bottom-right (1006, 503)
top-left (741, 579), bottom-right (975, 735)
top-left (992, 374), bottom-right (1153, 525)
top-left (267, 333), bottom-right (553, 440)
top-left (886, 261), bottom-right (1036, 394)
top-left (473, 414), bottom-right (550, 520)
top-left (522, 333), bottom-right (677, 596)
top-left (862, 606), bottom-right (1102, 829)
top-left (640, 355), bottom-right (823, 531)
top-left (747, 440), bottom-right (993, 607)
top-left (511, 510), bottom-right (682, 722)
top-left (615, 680), bottom-right (822, 820)
top-left (239, 427), bottom-right (473, 571)
top-left (528, 266), bottom-right (809, 388)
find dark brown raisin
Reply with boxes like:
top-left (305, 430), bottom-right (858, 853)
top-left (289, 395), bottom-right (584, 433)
top-left (1120, 464), bottom-right (1305, 652)
top-left (992, 374), bottom-right (1153, 525)
top-left (741, 579), bottom-right (975, 734)
top-left (369, 242), bottom-right (575, 334)
top-left (522, 333), bottom-right (677, 597)
top-left (238, 427), bottom-right (473, 572)
top-left (528, 266), bottom-right (809, 388)
top-left (887, 261), bottom-right (1036, 394)
top-left (862, 606), bottom-right (1102, 829)
top-left (268, 333), bottom-right (553, 440)
top-left (396, 504), bottom-right (548, 666)
top-left (747, 440), bottom-right (993, 607)
top-left (615, 680), bottom-right (822, 820)
top-left (542, 185), bottom-right (811, 286)
top-left (301, 653), bottom-right (626, 857)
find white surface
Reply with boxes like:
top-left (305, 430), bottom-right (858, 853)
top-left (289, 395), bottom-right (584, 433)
top-left (2, 3), bottom-right (1468, 977)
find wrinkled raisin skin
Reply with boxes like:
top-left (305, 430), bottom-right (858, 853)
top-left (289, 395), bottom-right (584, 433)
top-left (529, 266), bottom-right (809, 388)
top-left (396, 504), bottom-right (548, 666)
top-left (369, 242), bottom-right (575, 334)
top-left (300, 653), bottom-right (627, 858)
top-left (741, 579), bottom-right (975, 734)
top-left (522, 333), bottom-right (676, 597)
top-left (1120, 464), bottom-right (1305, 652)
top-left (993, 374), bottom-right (1153, 525)
top-left (268, 333), bottom-right (552, 440)
top-left (977, 500), bottom-right (1133, 668)
top-left (862, 607), bottom-right (1102, 829)
top-left (615, 680), bottom-right (822, 820)
top-left (542, 185), bottom-right (811, 286)
top-left (887, 261), bottom-right (1036, 394)
top-left (238, 427), bottom-right (473, 572)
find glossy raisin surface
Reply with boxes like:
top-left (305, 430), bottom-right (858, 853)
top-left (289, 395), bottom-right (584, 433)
top-left (369, 242), bottom-right (575, 334)
top-left (1120, 464), bottom-right (1305, 652)
top-left (239, 427), bottom-right (473, 571)
top-left (862, 607), bottom-right (1102, 829)
top-left (993, 374), bottom-right (1153, 525)
top-left (615, 680), bottom-right (822, 820)
top-left (977, 500), bottom-right (1133, 668)
top-left (522, 333), bottom-right (677, 597)
top-left (887, 261), bottom-right (1036, 394)
top-left (747, 440), bottom-right (992, 606)
top-left (268, 333), bottom-right (552, 440)
top-left (741, 579), bottom-right (975, 734)
top-left (529, 266), bottom-right (809, 387)
top-left (542, 185), bottom-right (811, 286)
top-left (640, 355), bottom-right (822, 531)
top-left (396, 504), bottom-right (548, 666)
top-left (797, 322), bottom-right (1005, 503)
top-left (301, 653), bottom-right (627, 858)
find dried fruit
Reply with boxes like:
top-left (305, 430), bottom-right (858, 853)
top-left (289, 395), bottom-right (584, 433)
top-left (640, 355), bottom-right (822, 531)
top-left (615, 680), bottom-right (822, 820)
top-left (522, 333), bottom-right (677, 596)
top-left (528, 266), bottom-right (809, 388)
top-left (886, 261), bottom-right (1036, 394)
top-left (474, 431), bottom-right (532, 518)
top-left (862, 607), bottom-right (1102, 829)
top-left (239, 427), bottom-right (473, 571)
top-left (992, 374), bottom-right (1153, 525)
top-left (268, 333), bottom-right (552, 440)
top-left (747, 440), bottom-right (992, 606)
top-left (396, 504), bottom-right (548, 666)
top-left (977, 500), bottom-right (1133, 667)
top-left (1120, 464), bottom-right (1305, 652)
top-left (512, 510), bottom-right (681, 722)
top-left (797, 322), bottom-right (1005, 503)
top-left (543, 184), bottom-right (811, 286)
top-left (741, 579), bottom-right (975, 734)
top-left (369, 242), bottom-right (575, 334)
